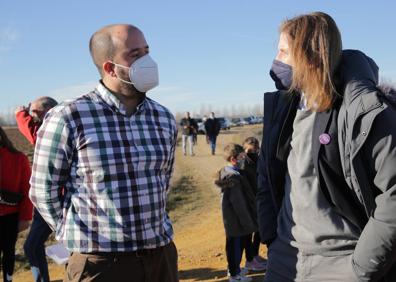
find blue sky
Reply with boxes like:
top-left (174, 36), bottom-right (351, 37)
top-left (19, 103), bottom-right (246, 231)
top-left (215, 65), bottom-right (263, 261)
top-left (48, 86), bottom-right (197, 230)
top-left (1, 1), bottom-right (395, 117)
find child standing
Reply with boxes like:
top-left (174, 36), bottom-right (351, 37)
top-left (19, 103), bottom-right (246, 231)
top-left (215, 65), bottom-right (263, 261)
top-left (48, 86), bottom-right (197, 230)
top-left (242, 137), bottom-right (267, 271)
top-left (215, 143), bottom-right (257, 282)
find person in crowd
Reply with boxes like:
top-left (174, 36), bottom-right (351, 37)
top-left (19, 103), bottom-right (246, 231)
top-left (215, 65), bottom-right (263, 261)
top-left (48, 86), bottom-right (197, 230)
top-left (204, 112), bottom-right (221, 155)
top-left (15, 96), bottom-right (58, 282)
top-left (29, 24), bottom-right (178, 282)
top-left (193, 128), bottom-right (198, 146)
top-left (0, 126), bottom-right (32, 282)
top-left (257, 12), bottom-right (396, 281)
top-left (215, 143), bottom-right (257, 282)
top-left (15, 97), bottom-right (58, 145)
top-left (241, 137), bottom-right (267, 271)
top-left (202, 115), bottom-right (209, 144)
top-left (180, 111), bottom-right (197, 156)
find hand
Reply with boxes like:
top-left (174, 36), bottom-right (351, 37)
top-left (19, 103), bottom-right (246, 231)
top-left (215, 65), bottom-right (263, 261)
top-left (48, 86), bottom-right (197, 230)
top-left (18, 220), bottom-right (31, 232)
top-left (15, 105), bottom-right (27, 114)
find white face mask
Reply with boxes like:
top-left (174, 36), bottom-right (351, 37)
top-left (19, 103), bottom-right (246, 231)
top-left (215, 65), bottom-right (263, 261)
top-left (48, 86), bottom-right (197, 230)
top-left (112, 54), bottom-right (159, 92)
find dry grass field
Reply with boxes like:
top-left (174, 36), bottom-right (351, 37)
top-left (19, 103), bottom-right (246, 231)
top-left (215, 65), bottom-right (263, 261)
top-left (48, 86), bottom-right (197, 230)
top-left (4, 125), bottom-right (266, 282)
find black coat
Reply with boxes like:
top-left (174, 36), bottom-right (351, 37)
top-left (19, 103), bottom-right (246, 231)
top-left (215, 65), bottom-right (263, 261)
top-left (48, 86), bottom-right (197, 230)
top-left (215, 167), bottom-right (257, 237)
top-left (204, 118), bottom-right (220, 136)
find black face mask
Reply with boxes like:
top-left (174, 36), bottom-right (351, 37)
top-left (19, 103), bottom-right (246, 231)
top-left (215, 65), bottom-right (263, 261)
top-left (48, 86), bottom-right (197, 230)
top-left (269, 59), bottom-right (293, 90)
top-left (247, 153), bottom-right (258, 163)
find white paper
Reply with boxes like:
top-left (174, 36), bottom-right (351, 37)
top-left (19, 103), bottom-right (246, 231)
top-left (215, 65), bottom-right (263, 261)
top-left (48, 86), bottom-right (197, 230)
top-left (45, 243), bottom-right (70, 265)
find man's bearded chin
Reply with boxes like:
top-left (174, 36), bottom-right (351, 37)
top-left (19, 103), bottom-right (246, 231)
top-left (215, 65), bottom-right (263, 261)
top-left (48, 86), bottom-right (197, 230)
top-left (119, 80), bottom-right (146, 98)
top-left (32, 116), bottom-right (42, 124)
top-left (118, 69), bottom-right (145, 97)
top-left (120, 82), bottom-right (143, 96)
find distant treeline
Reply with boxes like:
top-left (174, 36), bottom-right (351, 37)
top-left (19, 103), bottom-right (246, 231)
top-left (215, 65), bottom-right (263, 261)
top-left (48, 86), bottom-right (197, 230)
top-left (0, 112), bottom-right (16, 126)
top-left (174, 103), bottom-right (263, 121)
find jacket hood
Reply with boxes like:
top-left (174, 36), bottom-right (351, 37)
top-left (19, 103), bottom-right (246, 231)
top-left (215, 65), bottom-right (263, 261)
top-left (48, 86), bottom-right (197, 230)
top-left (378, 83), bottom-right (396, 106)
top-left (340, 49), bottom-right (379, 84)
top-left (339, 50), bottom-right (379, 105)
top-left (214, 166), bottom-right (240, 189)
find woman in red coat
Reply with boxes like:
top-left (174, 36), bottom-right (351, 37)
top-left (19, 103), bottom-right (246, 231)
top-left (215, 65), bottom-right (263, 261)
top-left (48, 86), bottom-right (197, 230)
top-left (0, 126), bottom-right (32, 282)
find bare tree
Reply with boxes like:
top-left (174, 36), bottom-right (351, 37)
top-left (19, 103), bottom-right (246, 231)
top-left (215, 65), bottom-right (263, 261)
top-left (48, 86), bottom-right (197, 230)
top-left (174, 112), bottom-right (184, 122)
top-left (230, 105), bottom-right (238, 118)
top-left (223, 105), bottom-right (230, 118)
top-left (0, 108), bottom-right (17, 126)
top-left (198, 103), bottom-right (209, 117)
top-left (252, 104), bottom-right (263, 116)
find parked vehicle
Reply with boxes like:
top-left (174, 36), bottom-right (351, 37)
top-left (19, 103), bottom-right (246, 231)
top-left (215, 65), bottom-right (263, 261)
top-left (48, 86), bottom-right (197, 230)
top-left (243, 116), bottom-right (262, 124)
top-left (230, 118), bottom-right (242, 127)
top-left (217, 117), bottom-right (231, 130)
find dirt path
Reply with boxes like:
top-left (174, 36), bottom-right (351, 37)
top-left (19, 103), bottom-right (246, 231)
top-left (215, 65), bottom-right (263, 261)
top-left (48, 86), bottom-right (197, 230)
top-left (12, 125), bottom-right (266, 282)
top-left (174, 126), bottom-right (266, 282)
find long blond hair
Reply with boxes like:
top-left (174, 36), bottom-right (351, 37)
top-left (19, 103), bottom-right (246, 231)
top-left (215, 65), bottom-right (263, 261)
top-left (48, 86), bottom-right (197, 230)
top-left (281, 12), bottom-right (342, 111)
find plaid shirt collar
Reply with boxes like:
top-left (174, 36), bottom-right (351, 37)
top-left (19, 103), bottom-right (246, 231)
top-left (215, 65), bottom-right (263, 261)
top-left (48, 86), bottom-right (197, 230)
top-left (96, 81), bottom-right (147, 116)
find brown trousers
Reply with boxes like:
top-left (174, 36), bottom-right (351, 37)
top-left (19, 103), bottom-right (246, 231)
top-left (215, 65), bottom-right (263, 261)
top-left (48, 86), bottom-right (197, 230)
top-left (64, 241), bottom-right (178, 282)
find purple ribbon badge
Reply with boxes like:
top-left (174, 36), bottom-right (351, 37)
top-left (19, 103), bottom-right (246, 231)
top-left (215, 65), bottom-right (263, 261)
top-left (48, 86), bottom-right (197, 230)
top-left (319, 133), bottom-right (331, 145)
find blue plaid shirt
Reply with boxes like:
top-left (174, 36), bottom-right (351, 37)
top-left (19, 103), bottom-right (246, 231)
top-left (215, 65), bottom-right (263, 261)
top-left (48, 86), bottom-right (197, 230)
top-left (30, 82), bottom-right (177, 252)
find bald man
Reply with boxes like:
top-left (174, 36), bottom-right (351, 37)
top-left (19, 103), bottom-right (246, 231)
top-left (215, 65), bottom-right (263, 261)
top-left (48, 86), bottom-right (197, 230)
top-left (29, 25), bottom-right (178, 282)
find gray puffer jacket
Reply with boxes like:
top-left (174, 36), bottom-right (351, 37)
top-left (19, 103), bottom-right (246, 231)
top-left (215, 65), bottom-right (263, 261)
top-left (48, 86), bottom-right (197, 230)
top-left (338, 50), bottom-right (396, 282)
top-left (257, 49), bottom-right (396, 282)
top-left (215, 166), bottom-right (257, 237)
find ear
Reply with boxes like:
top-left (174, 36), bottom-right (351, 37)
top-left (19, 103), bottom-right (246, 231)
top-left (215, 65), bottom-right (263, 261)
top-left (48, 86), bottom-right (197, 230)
top-left (103, 61), bottom-right (116, 77)
top-left (230, 157), bottom-right (237, 165)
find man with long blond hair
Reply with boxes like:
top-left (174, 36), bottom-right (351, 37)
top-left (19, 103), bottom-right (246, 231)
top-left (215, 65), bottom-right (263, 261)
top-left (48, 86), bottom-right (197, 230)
top-left (257, 12), bottom-right (396, 281)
